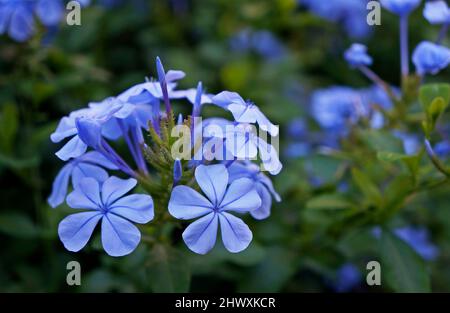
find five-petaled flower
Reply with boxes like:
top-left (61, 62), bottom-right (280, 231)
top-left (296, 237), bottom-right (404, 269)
top-left (168, 164), bottom-right (261, 254)
top-left (58, 176), bottom-right (154, 257)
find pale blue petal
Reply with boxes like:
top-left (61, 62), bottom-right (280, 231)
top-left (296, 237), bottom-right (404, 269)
top-left (251, 184), bottom-right (271, 220)
top-left (182, 212), bottom-right (218, 255)
top-left (219, 212), bottom-right (252, 253)
top-left (58, 212), bottom-right (102, 252)
top-left (50, 117), bottom-right (77, 143)
top-left (48, 163), bottom-right (73, 208)
top-left (109, 194), bottom-right (154, 223)
top-left (258, 173), bottom-right (281, 202)
top-left (423, 1), bottom-right (450, 24)
top-left (254, 107), bottom-right (279, 136)
top-left (101, 118), bottom-right (122, 140)
top-left (78, 151), bottom-right (118, 170)
top-left (257, 138), bottom-right (283, 175)
top-left (168, 185), bottom-right (213, 219)
top-left (219, 178), bottom-right (261, 213)
top-left (101, 176), bottom-right (137, 206)
top-left (0, 5), bottom-right (12, 35)
top-left (212, 91), bottom-right (245, 108)
top-left (55, 135), bottom-right (87, 161)
top-left (165, 70), bottom-right (186, 82)
top-left (101, 213), bottom-right (141, 257)
top-left (76, 118), bottom-right (102, 149)
top-left (66, 177), bottom-right (101, 210)
top-left (71, 163), bottom-right (109, 186)
top-left (9, 5), bottom-right (34, 42)
top-left (195, 164), bottom-right (228, 205)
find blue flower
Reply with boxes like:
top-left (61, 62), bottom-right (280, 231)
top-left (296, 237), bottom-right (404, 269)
top-left (59, 176), bottom-right (154, 256)
top-left (394, 226), bottom-right (439, 261)
top-left (393, 131), bottom-right (420, 155)
top-left (228, 162), bottom-right (281, 220)
top-left (423, 0), bottom-right (450, 24)
top-left (168, 164), bottom-right (261, 254)
top-left (344, 43), bottom-right (373, 67)
top-left (434, 140), bottom-right (450, 158)
top-left (333, 263), bottom-right (362, 292)
top-left (302, 0), bottom-right (371, 38)
top-left (212, 91), bottom-right (278, 136)
top-left (48, 151), bottom-right (118, 208)
top-left (229, 28), bottom-right (286, 60)
top-left (380, 0), bottom-right (421, 16)
top-left (412, 41), bottom-right (450, 75)
top-left (0, 0), bottom-right (35, 42)
top-left (311, 86), bottom-right (363, 131)
top-left (35, 0), bottom-right (64, 27)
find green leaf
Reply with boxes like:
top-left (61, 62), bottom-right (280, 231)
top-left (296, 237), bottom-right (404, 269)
top-left (360, 130), bottom-right (404, 154)
top-left (0, 212), bottom-right (39, 239)
top-left (380, 229), bottom-right (431, 292)
top-left (146, 244), bottom-right (191, 292)
top-left (351, 168), bottom-right (382, 207)
top-left (377, 151), bottom-right (422, 178)
top-left (305, 194), bottom-right (354, 210)
top-left (419, 83), bottom-right (450, 110)
top-left (0, 103), bottom-right (18, 153)
top-left (419, 83), bottom-right (450, 136)
top-left (0, 153), bottom-right (39, 170)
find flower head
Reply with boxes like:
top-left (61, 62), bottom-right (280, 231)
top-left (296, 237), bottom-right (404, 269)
top-left (168, 164), bottom-right (261, 254)
top-left (59, 176), bottom-right (154, 256)
top-left (344, 43), bottom-right (373, 67)
top-left (423, 0), bottom-right (450, 25)
top-left (380, 0), bottom-right (421, 16)
top-left (311, 86), bottom-right (364, 131)
top-left (412, 41), bottom-right (450, 75)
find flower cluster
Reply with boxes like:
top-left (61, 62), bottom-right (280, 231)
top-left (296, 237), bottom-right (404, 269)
top-left (49, 57), bottom-right (282, 256)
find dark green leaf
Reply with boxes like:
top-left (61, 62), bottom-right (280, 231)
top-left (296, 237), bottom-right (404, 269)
top-left (380, 229), bottom-right (431, 292)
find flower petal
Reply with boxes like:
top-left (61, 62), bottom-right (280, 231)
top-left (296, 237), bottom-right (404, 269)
top-left (109, 194), bottom-right (154, 223)
top-left (219, 212), bottom-right (253, 253)
top-left (58, 211), bottom-right (102, 252)
top-left (9, 5), bottom-right (34, 42)
top-left (78, 151), bottom-right (118, 170)
top-left (48, 164), bottom-right (73, 208)
top-left (251, 185), bottom-right (272, 220)
top-left (182, 212), bottom-right (218, 255)
top-left (55, 135), bottom-right (87, 161)
top-left (212, 91), bottom-right (245, 108)
top-left (50, 117), bottom-right (77, 143)
top-left (220, 178), bottom-right (261, 213)
top-left (168, 185), bottom-right (213, 219)
top-left (101, 213), bottom-right (141, 257)
top-left (195, 164), bottom-right (228, 205)
top-left (71, 163), bottom-right (109, 187)
top-left (36, 0), bottom-right (63, 26)
top-left (101, 176), bottom-right (137, 206)
top-left (66, 177), bottom-right (101, 210)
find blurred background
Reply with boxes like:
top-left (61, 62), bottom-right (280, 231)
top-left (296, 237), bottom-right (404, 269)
top-left (0, 0), bottom-right (449, 292)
